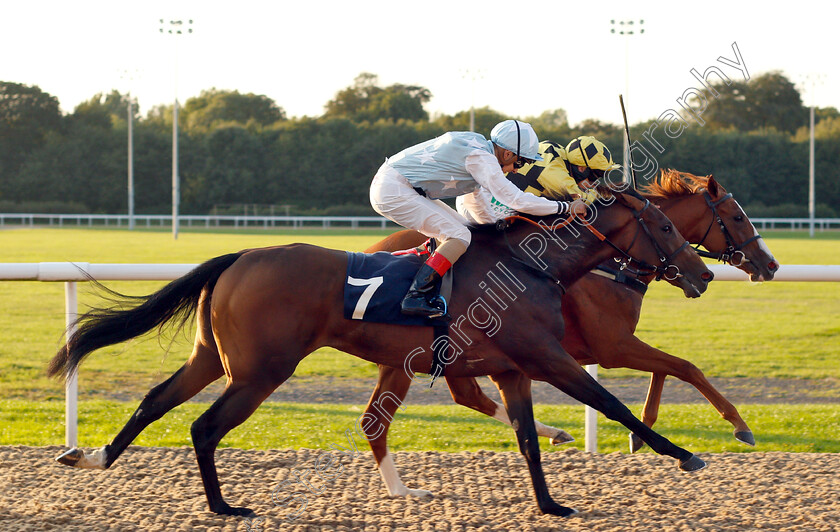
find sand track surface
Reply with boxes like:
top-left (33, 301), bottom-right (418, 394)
top-left (2, 446), bottom-right (838, 531)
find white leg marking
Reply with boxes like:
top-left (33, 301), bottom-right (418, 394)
top-left (491, 402), bottom-right (574, 445)
top-left (76, 446), bottom-right (108, 469)
top-left (490, 402), bottom-right (512, 426)
top-left (378, 451), bottom-right (432, 498)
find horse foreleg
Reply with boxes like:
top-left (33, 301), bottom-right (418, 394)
top-left (445, 376), bottom-right (574, 445)
top-left (602, 336), bottom-right (754, 450)
top-left (365, 365), bottom-right (432, 498)
top-left (489, 370), bottom-right (576, 517)
top-left (629, 373), bottom-right (667, 453)
top-left (191, 378), bottom-right (279, 516)
top-left (528, 347), bottom-right (705, 472)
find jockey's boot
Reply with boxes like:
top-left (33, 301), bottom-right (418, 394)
top-left (400, 264), bottom-right (444, 318)
top-left (401, 253), bottom-right (450, 318)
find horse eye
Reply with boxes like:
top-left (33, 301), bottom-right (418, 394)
top-left (734, 215), bottom-right (744, 222)
top-left (662, 225), bottom-right (672, 233)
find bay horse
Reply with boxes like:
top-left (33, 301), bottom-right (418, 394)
top-left (361, 171), bottom-right (779, 497)
top-left (48, 189), bottom-right (713, 519)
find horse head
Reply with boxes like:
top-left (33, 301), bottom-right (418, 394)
top-left (602, 190), bottom-right (714, 298)
top-left (643, 170), bottom-right (779, 282)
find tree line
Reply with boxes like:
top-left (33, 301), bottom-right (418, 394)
top-left (1, 72), bottom-right (837, 217)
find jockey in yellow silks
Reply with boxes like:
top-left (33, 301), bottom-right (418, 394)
top-left (457, 136), bottom-right (620, 224)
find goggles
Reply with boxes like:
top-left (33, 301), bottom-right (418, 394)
top-left (514, 157), bottom-right (534, 170)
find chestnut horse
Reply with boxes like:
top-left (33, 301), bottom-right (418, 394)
top-left (361, 171), bottom-right (779, 497)
top-left (48, 190), bottom-right (713, 519)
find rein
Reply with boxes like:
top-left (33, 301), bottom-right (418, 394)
top-left (499, 199), bottom-right (687, 284)
top-left (599, 199), bottom-right (687, 281)
top-left (693, 190), bottom-right (763, 266)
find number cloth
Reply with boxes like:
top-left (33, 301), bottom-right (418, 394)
top-left (344, 251), bottom-right (433, 326)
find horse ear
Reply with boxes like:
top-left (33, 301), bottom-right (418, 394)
top-left (615, 192), bottom-right (641, 210)
top-left (613, 192), bottom-right (631, 208)
top-left (707, 175), bottom-right (720, 197)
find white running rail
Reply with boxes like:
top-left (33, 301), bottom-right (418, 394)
top-left (1, 262), bottom-right (839, 450)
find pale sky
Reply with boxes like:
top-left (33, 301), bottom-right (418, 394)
top-left (2, 0), bottom-right (836, 127)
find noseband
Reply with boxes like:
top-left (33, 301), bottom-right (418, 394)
top-left (694, 190), bottom-right (763, 266)
top-left (596, 199), bottom-right (688, 282)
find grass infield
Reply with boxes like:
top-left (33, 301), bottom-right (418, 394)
top-left (1, 400), bottom-right (838, 453)
top-left (0, 228), bottom-right (838, 450)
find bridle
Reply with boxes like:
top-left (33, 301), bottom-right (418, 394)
top-left (596, 198), bottom-right (688, 282)
top-left (501, 196), bottom-right (689, 285)
top-left (693, 190), bottom-right (762, 267)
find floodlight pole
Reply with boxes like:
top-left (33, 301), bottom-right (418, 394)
top-left (173, 96), bottom-right (179, 239)
top-left (800, 73), bottom-right (823, 238)
top-left (809, 105), bottom-right (815, 237)
top-left (610, 19), bottom-right (645, 186)
top-left (461, 68), bottom-right (484, 132)
top-left (127, 95), bottom-right (135, 230)
top-left (160, 18), bottom-right (194, 240)
top-left (119, 70), bottom-right (138, 230)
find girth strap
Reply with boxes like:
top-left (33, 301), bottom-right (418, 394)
top-left (429, 321), bottom-right (449, 388)
top-left (591, 266), bottom-right (648, 294)
top-left (428, 264), bottom-right (453, 388)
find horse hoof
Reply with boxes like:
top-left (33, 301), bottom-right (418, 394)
top-left (215, 505), bottom-right (256, 517)
top-left (629, 433), bottom-right (645, 453)
top-left (679, 454), bottom-right (707, 472)
top-left (550, 430), bottom-right (575, 445)
top-left (55, 448), bottom-right (84, 467)
top-left (540, 501), bottom-right (578, 517)
top-left (55, 446), bottom-right (107, 469)
top-left (735, 430), bottom-right (756, 446)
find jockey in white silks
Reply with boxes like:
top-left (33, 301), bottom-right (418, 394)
top-left (370, 119), bottom-right (586, 318)
top-left (457, 135), bottom-right (621, 224)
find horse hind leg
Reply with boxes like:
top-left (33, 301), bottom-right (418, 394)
top-left (630, 373), bottom-right (667, 453)
top-left (485, 410), bottom-right (575, 445)
top-left (56, 342), bottom-right (225, 469)
top-left (191, 377), bottom-right (281, 516)
top-left (490, 370), bottom-right (577, 517)
top-left (446, 376), bottom-right (574, 445)
top-left (452, 376), bottom-right (574, 445)
top-left (366, 365), bottom-right (432, 498)
top-left (57, 292), bottom-right (225, 470)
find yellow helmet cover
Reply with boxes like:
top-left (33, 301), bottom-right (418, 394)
top-left (565, 136), bottom-right (621, 172)
top-left (506, 141), bottom-right (570, 199)
top-left (506, 141), bottom-right (599, 204)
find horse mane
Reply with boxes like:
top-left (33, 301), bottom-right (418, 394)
top-left (641, 169), bottom-right (712, 199)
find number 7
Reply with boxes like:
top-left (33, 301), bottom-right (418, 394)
top-left (347, 276), bottom-right (384, 319)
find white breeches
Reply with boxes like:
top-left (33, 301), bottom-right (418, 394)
top-left (370, 165), bottom-right (472, 247)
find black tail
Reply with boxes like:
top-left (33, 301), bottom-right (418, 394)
top-left (47, 252), bottom-right (244, 381)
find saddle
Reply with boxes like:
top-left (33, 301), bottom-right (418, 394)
top-left (343, 239), bottom-right (452, 384)
top-left (343, 240), bottom-right (452, 325)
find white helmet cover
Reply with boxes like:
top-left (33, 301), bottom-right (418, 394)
top-left (490, 120), bottom-right (543, 161)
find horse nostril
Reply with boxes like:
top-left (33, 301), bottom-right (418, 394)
top-left (701, 271), bottom-right (714, 282)
top-left (768, 261), bottom-right (779, 271)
